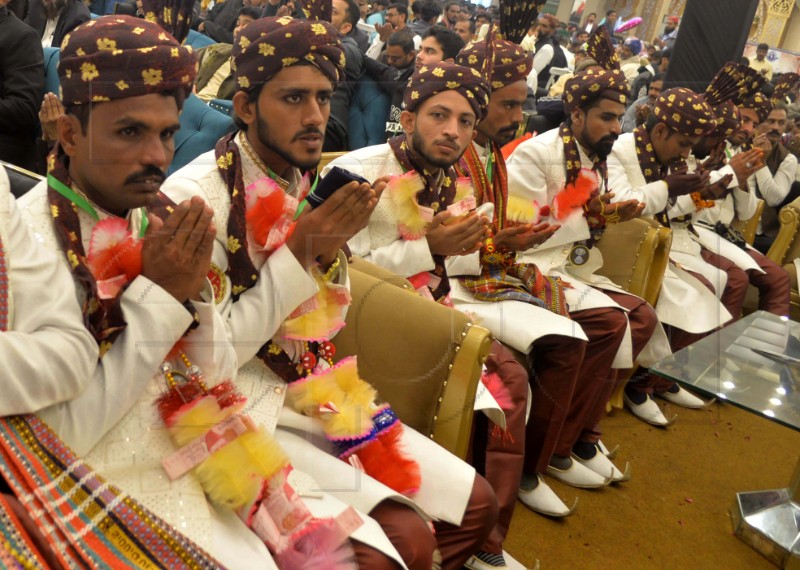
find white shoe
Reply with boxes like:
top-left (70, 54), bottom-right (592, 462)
top-left (573, 450), bottom-right (631, 483)
top-left (624, 393), bottom-right (675, 427)
top-left (657, 385), bottom-right (707, 409)
top-left (518, 474), bottom-right (577, 517)
top-left (546, 458), bottom-right (611, 489)
top-left (597, 439), bottom-right (619, 459)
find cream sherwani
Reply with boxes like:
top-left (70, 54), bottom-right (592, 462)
top-left (607, 133), bottom-right (733, 333)
top-left (330, 142), bottom-right (587, 355)
top-left (17, 182), bottom-right (274, 570)
top-left (693, 143), bottom-right (763, 273)
top-left (506, 128), bottom-right (671, 366)
top-left (0, 168), bottom-right (97, 417)
top-left (162, 134), bottom-right (476, 565)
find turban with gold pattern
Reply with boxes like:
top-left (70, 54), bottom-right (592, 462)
top-left (58, 16), bottom-right (196, 106)
top-left (562, 68), bottom-right (629, 113)
top-left (232, 16), bottom-right (344, 92)
top-left (652, 87), bottom-right (717, 137)
top-left (403, 62), bottom-right (491, 121)
top-left (740, 92), bottom-right (773, 123)
top-left (455, 39), bottom-right (533, 91)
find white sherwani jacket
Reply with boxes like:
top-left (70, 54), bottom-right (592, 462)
top-left (607, 133), bottom-right (733, 333)
top-left (506, 128), bottom-right (671, 366)
top-left (162, 138), bottom-right (477, 566)
top-left (17, 181), bottom-right (272, 570)
top-left (0, 168), bottom-right (97, 417)
top-left (329, 142), bottom-right (588, 356)
top-left (692, 143), bottom-right (763, 273)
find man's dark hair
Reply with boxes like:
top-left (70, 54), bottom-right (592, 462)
top-left (387, 2), bottom-right (408, 21)
top-left (342, 0), bottom-right (360, 30)
top-left (606, 9), bottom-right (616, 16)
top-left (418, 0), bottom-right (443, 23)
top-left (388, 29), bottom-right (416, 54)
top-left (444, 0), bottom-right (459, 10)
top-left (238, 6), bottom-right (261, 20)
top-left (740, 56), bottom-right (750, 66)
top-left (651, 73), bottom-right (666, 83)
top-left (661, 48), bottom-right (672, 60)
top-left (758, 42), bottom-right (769, 51)
top-left (461, 19), bottom-right (475, 34)
top-left (423, 25), bottom-right (464, 60)
top-left (772, 100), bottom-right (788, 114)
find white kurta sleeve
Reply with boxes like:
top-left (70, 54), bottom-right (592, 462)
top-left (752, 154), bottom-right (798, 207)
top-left (224, 243), bottom-right (320, 364)
top-left (445, 251), bottom-right (481, 277)
top-left (357, 234), bottom-right (436, 277)
top-left (728, 164), bottom-right (758, 221)
top-left (668, 194), bottom-right (696, 218)
top-left (0, 193), bottom-right (98, 417)
top-left (36, 276), bottom-right (197, 454)
top-left (607, 148), bottom-right (668, 215)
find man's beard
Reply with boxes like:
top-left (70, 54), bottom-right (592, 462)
top-left (493, 123), bottom-right (520, 146)
top-left (411, 130), bottom-right (462, 169)
top-left (582, 125), bottom-right (618, 160)
top-left (254, 106), bottom-right (321, 171)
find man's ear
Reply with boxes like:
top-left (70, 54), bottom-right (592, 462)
top-left (570, 108), bottom-right (583, 128)
top-left (399, 110), bottom-right (416, 135)
top-left (232, 90), bottom-right (257, 127)
top-left (444, 57), bottom-right (454, 64)
top-left (58, 113), bottom-right (82, 158)
top-left (342, 22), bottom-right (353, 36)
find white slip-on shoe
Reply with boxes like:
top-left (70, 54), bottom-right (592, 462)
top-left (545, 458), bottom-right (611, 489)
top-left (597, 439), bottom-right (619, 459)
top-left (657, 385), bottom-right (710, 409)
top-left (573, 450), bottom-right (631, 483)
top-left (517, 474), bottom-right (577, 517)
top-left (624, 393), bottom-right (675, 427)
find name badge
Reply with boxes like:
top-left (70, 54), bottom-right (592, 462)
top-left (569, 244), bottom-right (590, 266)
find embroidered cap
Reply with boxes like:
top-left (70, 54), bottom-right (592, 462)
top-left (403, 61), bottom-right (491, 121)
top-left (58, 15), bottom-right (196, 106)
top-left (456, 39), bottom-right (532, 90)
top-left (233, 16), bottom-right (344, 92)
top-left (563, 67), bottom-right (629, 113)
top-left (652, 87), bottom-right (717, 137)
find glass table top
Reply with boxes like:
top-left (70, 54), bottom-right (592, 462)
top-left (650, 311), bottom-right (800, 432)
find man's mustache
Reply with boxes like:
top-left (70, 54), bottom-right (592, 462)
top-left (124, 166), bottom-right (166, 185)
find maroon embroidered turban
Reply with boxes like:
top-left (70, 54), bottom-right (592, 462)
top-left (455, 39), bottom-right (533, 90)
top-left (740, 92), bottom-right (773, 123)
top-left (403, 61), bottom-right (491, 121)
top-left (232, 16), bottom-right (345, 92)
top-left (562, 68), bottom-right (629, 113)
top-left (652, 87), bottom-right (717, 137)
top-left (772, 73), bottom-right (800, 104)
top-left (58, 16), bottom-right (196, 106)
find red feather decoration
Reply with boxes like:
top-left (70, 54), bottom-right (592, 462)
top-left (553, 169), bottom-right (598, 220)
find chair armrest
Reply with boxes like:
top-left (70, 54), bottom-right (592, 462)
top-left (732, 199), bottom-right (764, 246)
top-left (594, 218), bottom-right (660, 300)
top-left (334, 265), bottom-right (491, 459)
top-left (767, 199), bottom-right (800, 266)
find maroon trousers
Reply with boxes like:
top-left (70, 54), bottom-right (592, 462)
top-left (629, 265), bottom-right (716, 395)
top-left (700, 248), bottom-right (749, 320)
top-left (475, 342), bottom-right (528, 555)
top-left (521, 303), bottom-right (628, 472)
top-left (747, 248), bottom-right (791, 315)
top-left (355, 476), bottom-right (498, 570)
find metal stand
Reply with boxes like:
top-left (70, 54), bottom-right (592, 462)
top-left (731, 458), bottom-right (800, 568)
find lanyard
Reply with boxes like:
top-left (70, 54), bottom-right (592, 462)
top-left (292, 172), bottom-right (320, 221)
top-left (48, 174), bottom-right (149, 237)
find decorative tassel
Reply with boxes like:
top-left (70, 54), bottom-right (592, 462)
top-left (245, 178), bottom-right (297, 251)
top-left (342, 419), bottom-right (421, 497)
top-left (480, 371), bottom-right (513, 412)
top-left (283, 274), bottom-right (349, 340)
top-left (388, 172), bottom-right (427, 240)
top-left (552, 168), bottom-right (598, 220)
top-left (287, 357), bottom-right (376, 440)
top-left (87, 217), bottom-right (143, 296)
top-left (506, 195), bottom-right (542, 225)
